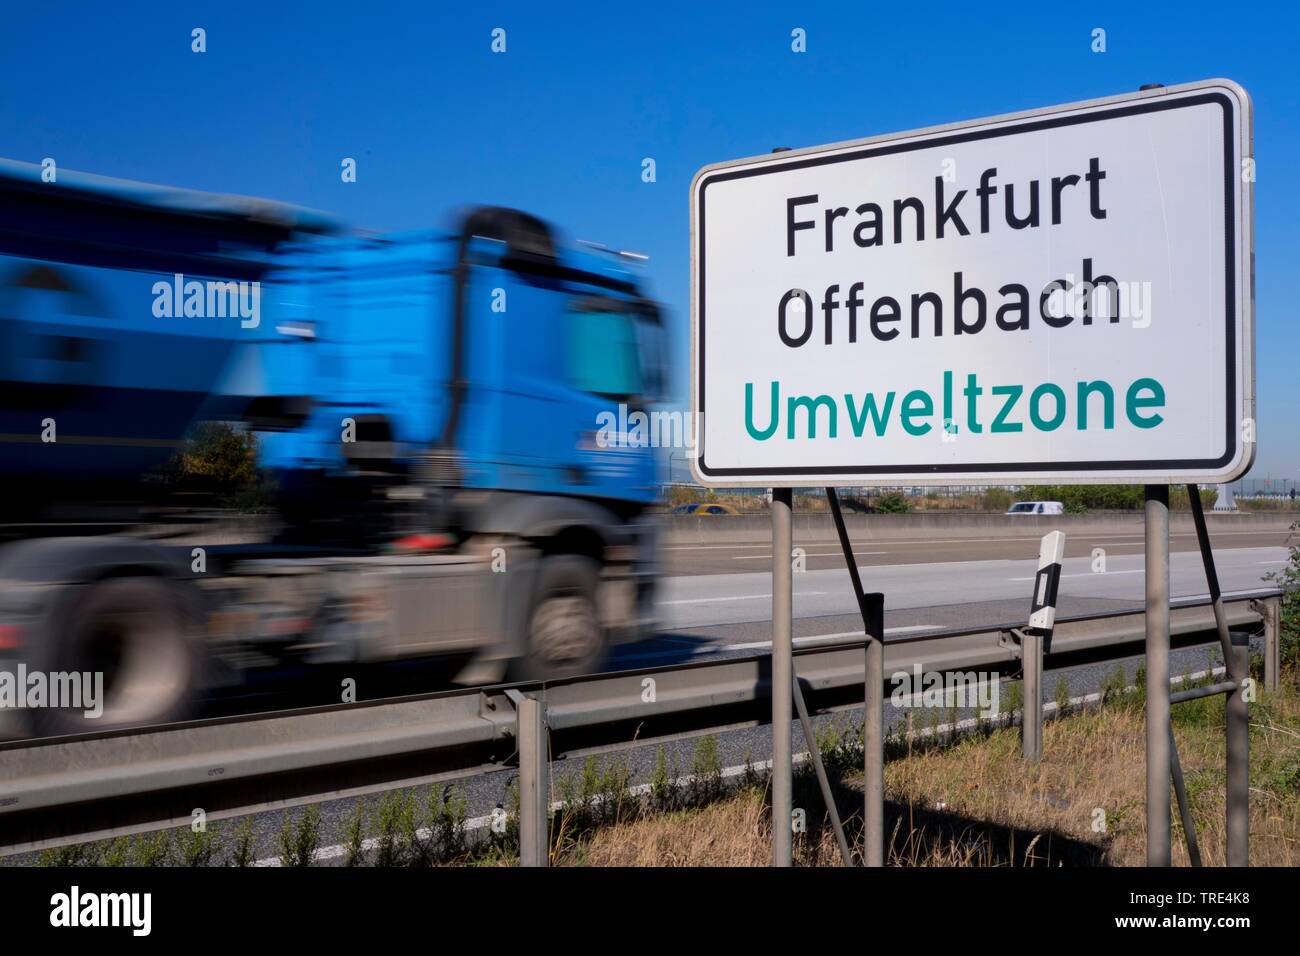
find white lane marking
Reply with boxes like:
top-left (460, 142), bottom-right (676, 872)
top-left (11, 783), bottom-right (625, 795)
top-left (1008, 569), bottom-right (1143, 581)
top-left (1084, 533), bottom-right (1285, 542)
top-left (662, 543), bottom-right (784, 551)
top-left (662, 536), bottom-right (1058, 551)
top-left (662, 591), bottom-right (827, 605)
top-left (1006, 551), bottom-right (1283, 582)
top-left (731, 551), bottom-right (888, 560)
top-left (726, 625), bottom-right (940, 651)
top-left (664, 537), bottom-right (1033, 550)
top-left (1177, 588), bottom-right (1278, 602)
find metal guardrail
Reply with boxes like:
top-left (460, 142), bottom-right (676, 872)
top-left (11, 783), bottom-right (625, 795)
top-left (0, 588), bottom-right (1281, 856)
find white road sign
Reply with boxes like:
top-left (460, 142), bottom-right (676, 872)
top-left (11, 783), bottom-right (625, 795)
top-left (690, 79), bottom-right (1253, 486)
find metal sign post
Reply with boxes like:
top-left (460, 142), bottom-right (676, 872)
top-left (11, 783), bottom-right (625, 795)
top-left (771, 487), bottom-right (793, 867)
top-left (863, 594), bottom-right (885, 867)
top-left (1145, 485), bottom-right (1172, 866)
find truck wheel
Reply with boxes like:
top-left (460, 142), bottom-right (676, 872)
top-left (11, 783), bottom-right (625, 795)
top-left (32, 577), bottom-right (201, 736)
top-left (513, 555), bottom-right (606, 681)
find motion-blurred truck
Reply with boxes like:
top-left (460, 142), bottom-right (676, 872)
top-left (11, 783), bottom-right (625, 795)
top-left (0, 161), bottom-right (663, 735)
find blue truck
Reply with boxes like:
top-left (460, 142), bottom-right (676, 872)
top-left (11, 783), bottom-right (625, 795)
top-left (0, 161), bottom-right (664, 735)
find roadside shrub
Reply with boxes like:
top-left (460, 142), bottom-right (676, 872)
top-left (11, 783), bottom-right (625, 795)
top-left (1030, 484), bottom-right (1215, 513)
top-left (97, 838), bottom-right (132, 867)
top-left (980, 488), bottom-right (1015, 512)
top-left (36, 843), bottom-right (96, 867)
top-left (687, 735), bottom-right (725, 805)
top-left (1054, 675), bottom-right (1072, 712)
top-left (649, 747), bottom-right (678, 812)
top-left (131, 831), bottom-right (173, 867)
top-left (174, 826), bottom-right (220, 867)
top-left (665, 484), bottom-right (716, 508)
top-left (277, 805), bottom-right (321, 867)
top-left (1169, 485), bottom-right (1218, 511)
top-left (228, 817), bottom-right (256, 867)
top-left (373, 791), bottom-right (418, 866)
top-left (874, 491), bottom-right (911, 514)
top-left (1266, 521), bottom-right (1300, 674)
top-left (343, 801), bottom-right (368, 867)
top-left (428, 784), bottom-right (469, 859)
top-left (1033, 485), bottom-right (1144, 512)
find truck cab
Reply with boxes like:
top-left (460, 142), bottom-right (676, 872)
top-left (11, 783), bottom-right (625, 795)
top-left (252, 207), bottom-right (666, 679)
top-left (258, 207), bottom-right (662, 524)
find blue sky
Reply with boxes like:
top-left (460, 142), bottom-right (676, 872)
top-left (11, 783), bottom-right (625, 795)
top-left (3, 2), bottom-right (1297, 480)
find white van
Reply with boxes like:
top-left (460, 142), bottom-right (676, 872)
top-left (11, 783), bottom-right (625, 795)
top-left (1006, 501), bottom-right (1064, 515)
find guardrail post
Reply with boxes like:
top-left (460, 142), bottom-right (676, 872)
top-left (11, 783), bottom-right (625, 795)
top-left (518, 696), bottom-right (549, 867)
top-left (1021, 629), bottom-right (1042, 762)
top-left (772, 486), bottom-right (793, 867)
top-left (1227, 632), bottom-right (1249, 866)
top-left (1262, 598), bottom-right (1280, 693)
top-left (863, 592), bottom-right (885, 868)
top-left (1145, 484), bottom-right (1171, 866)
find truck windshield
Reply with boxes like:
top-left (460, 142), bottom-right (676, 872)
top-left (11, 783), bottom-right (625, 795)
top-left (567, 304), bottom-right (660, 402)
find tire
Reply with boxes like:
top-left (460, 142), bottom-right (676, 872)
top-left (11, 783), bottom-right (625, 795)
top-left (510, 555), bottom-right (606, 681)
top-left (31, 577), bottom-right (202, 736)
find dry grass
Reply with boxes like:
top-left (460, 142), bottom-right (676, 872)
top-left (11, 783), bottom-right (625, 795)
top-left (572, 793), bottom-right (776, 866)
top-left (567, 789), bottom-right (1050, 866)
top-left (1237, 498), bottom-right (1300, 512)
top-left (550, 679), bottom-right (1300, 867)
top-left (886, 688), bottom-right (1300, 867)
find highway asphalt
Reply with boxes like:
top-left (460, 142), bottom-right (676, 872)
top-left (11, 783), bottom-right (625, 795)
top-left (658, 526), bottom-right (1292, 576)
top-left (625, 542), bottom-right (1289, 653)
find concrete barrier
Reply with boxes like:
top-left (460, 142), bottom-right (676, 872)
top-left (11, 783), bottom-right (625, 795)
top-left (659, 510), bottom-right (1296, 546)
